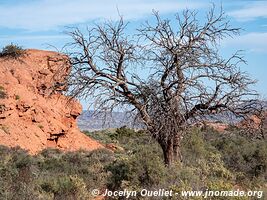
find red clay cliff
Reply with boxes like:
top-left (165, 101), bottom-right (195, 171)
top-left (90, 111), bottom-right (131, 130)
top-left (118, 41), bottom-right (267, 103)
top-left (0, 49), bottom-right (103, 154)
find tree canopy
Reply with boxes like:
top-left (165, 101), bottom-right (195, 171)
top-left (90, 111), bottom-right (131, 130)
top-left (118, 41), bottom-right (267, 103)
top-left (65, 6), bottom-right (261, 165)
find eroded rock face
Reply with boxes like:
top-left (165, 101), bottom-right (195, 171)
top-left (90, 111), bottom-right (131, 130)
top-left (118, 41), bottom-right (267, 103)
top-left (0, 49), bottom-right (103, 154)
top-left (238, 113), bottom-right (267, 132)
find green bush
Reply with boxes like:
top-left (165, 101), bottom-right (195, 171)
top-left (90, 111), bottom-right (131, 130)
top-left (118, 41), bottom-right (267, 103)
top-left (37, 148), bottom-right (113, 190)
top-left (209, 133), bottom-right (267, 187)
top-left (0, 146), bottom-right (39, 200)
top-left (106, 148), bottom-right (167, 198)
top-left (0, 127), bottom-right (266, 200)
top-left (0, 146), bottom-right (114, 200)
top-left (39, 175), bottom-right (90, 200)
top-left (0, 44), bottom-right (25, 58)
top-left (84, 129), bottom-right (115, 144)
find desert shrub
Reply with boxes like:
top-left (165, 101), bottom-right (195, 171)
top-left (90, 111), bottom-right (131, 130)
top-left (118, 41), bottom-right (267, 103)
top-left (110, 127), bottom-right (161, 154)
top-left (15, 95), bottom-right (20, 100)
top-left (128, 146), bottom-right (166, 187)
top-left (0, 104), bottom-right (6, 112)
top-left (85, 127), bottom-right (160, 154)
top-left (105, 128), bottom-right (164, 192)
top-left (209, 133), bottom-right (267, 181)
top-left (105, 129), bottom-right (241, 200)
top-left (0, 128), bottom-right (266, 200)
top-left (0, 124), bottom-right (9, 134)
top-left (84, 129), bottom-right (115, 144)
top-left (106, 157), bottom-right (131, 190)
top-left (38, 148), bottom-right (113, 188)
top-left (0, 91), bottom-right (6, 99)
top-left (0, 86), bottom-right (7, 99)
top-left (161, 130), bottom-right (235, 197)
top-left (84, 126), bottom-right (146, 144)
top-left (0, 43), bottom-right (25, 58)
top-left (38, 149), bottom-right (66, 172)
top-left (0, 146), bottom-right (39, 200)
top-left (181, 129), bottom-right (210, 162)
top-left (112, 126), bottom-right (137, 139)
top-left (62, 149), bottom-right (113, 190)
top-left (110, 127), bottom-right (155, 149)
top-left (38, 124), bottom-right (44, 129)
top-left (0, 146), bottom-right (114, 200)
top-left (39, 175), bottom-right (90, 200)
top-left (106, 144), bottom-right (166, 191)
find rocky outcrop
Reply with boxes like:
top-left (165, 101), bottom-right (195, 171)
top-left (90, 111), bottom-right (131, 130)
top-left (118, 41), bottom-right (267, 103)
top-left (0, 49), bottom-right (103, 154)
top-left (238, 112), bottom-right (267, 135)
top-left (238, 115), bottom-right (262, 129)
top-left (193, 121), bottom-right (229, 132)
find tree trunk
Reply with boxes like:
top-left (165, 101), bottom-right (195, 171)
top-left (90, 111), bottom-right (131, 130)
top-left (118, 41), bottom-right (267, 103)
top-left (160, 135), bottom-right (182, 166)
top-left (173, 134), bottom-right (183, 162)
top-left (162, 139), bottom-right (174, 166)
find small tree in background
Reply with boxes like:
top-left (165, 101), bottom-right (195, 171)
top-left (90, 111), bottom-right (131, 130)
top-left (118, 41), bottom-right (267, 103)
top-left (66, 6), bottom-right (261, 166)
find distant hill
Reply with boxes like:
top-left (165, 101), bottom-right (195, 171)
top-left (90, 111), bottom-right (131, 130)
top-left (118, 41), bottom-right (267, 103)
top-left (77, 111), bottom-right (140, 131)
top-left (77, 110), bottom-right (241, 131)
top-left (78, 100), bottom-right (267, 131)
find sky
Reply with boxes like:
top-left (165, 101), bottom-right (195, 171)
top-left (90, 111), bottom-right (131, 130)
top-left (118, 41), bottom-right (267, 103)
top-left (0, 0), bottom-right (266, 106)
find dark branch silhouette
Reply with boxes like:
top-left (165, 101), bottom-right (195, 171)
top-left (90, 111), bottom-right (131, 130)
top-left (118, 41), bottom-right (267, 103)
top-left (65, 6), bottom-right (261, 165)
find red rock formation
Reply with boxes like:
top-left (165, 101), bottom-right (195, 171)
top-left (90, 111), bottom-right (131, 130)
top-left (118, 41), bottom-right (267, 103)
top-left (0, 49), bottom-right (103, 154)
top-left (238, 114), bottom-right (262, 129)
top-left (193, 121), bottom-right (228, 132)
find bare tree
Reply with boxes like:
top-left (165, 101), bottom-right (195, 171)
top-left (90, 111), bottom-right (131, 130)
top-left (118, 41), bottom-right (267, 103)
top-left (65, 7), bottom-right (261, 165)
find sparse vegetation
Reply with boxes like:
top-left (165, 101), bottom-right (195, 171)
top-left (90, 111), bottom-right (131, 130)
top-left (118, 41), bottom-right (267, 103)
top-left (0, 86), bottom-right (7, 99)
top-left (0, 104), bottom-right (5, 112)
top-left (38, 124), bottom-right (44, 129)
top-left (0, 125), bottom-right (9, 134)
top-left (0, 127), bottom-right (265, 199)
top-left (99, 128), bottom-right (266, 199)
top-left (0, 44), bottom-right (25, 59)
top-left (15, 95), bottom-right (20, 100)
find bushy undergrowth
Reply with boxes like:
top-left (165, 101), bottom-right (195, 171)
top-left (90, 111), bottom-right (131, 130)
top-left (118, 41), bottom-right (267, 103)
top-left (0, 147), bottom-right (113, 200)
top-left (0, 127), bottom-right (266, 199)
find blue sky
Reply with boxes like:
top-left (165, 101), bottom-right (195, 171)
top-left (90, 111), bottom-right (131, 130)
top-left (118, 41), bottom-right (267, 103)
top-left (0, 0), bottom-right (266, 103)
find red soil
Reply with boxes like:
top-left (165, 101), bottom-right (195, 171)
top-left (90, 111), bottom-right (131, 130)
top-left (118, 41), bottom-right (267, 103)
top-left (0, 49), bottom-right (103, 154)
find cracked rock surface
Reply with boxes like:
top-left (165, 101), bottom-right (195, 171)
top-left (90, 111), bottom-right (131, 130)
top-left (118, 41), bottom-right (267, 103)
top-left (0, 49), bottom-right (103, 154)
